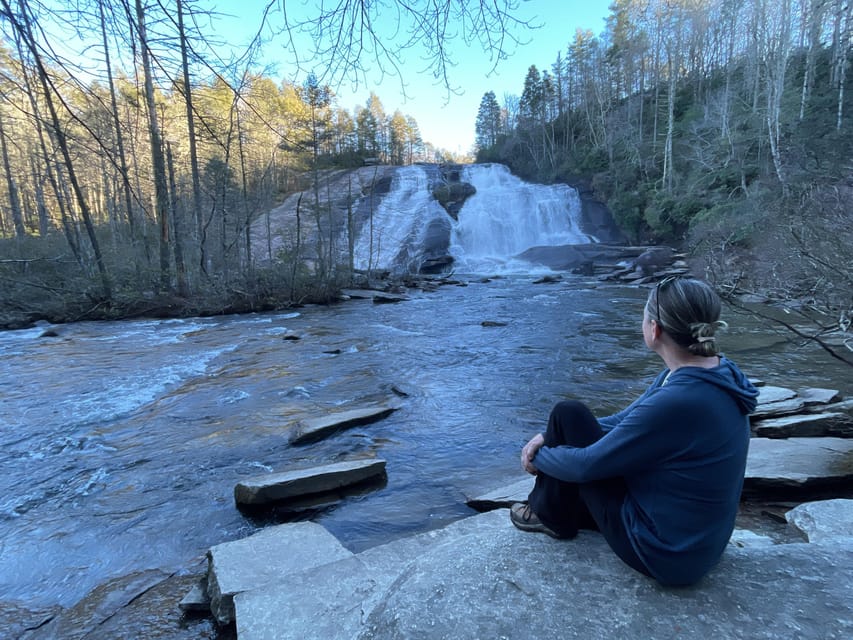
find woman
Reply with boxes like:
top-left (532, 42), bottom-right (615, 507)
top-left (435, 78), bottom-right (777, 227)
top-left (511, 277), bottom-right (758, 586)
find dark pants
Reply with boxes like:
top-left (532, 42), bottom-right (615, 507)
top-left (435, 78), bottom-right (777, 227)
top-left (527, 400), bottom-right (652, 577)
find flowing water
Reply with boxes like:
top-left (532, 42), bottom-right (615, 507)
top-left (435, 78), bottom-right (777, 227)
top-left (2, 278), bottom-right (851, 619)
top-left (1, 166), bottom-right (851, 634)
top-left (450, 164), bottom-right (594, 272)
top-left (352, 165), bottom-right (448, 272)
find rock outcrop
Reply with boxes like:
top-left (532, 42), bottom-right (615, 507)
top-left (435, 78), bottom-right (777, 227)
top-left (195, 505), bottom-right (853, 639)
top-left (516, 243), bottom-right (690, 283)
top-left (205, 522), bottom-right (352, 625)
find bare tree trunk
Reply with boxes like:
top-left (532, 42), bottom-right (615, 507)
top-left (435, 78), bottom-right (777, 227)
top-left (0, 109), bottom-right (25, 238)
top-left (347, 176), bottom-right (354, 281)
top-left (235, 98), bottom-right (252, 278)
top-left (6, 0), bottom-right (112, 299)
top-left (800, 0), bottom-right (824, 121)
top-left (836, 0), bottom-right (852, 129)
top-left (98, 0), bottom-right (137, 240)
top-left (291, 193), bottom-right (303, 300)
top-left (663, 50), bottom-right (676, 193)
top-left (166, 142), bottom-right (189, 296)
top-left (29, 156), bottom-right (49, 237)
top-left (134, 0), bottom-right (172, 292)
top-left (176, 0), bottom-right (204, 266)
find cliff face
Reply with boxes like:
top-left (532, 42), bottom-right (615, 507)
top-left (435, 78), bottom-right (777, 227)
top-left (251, 163), bottom-right (624, 275)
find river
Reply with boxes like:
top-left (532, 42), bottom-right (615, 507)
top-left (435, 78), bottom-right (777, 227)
top-left (2, 273), bottom-right (851, 638)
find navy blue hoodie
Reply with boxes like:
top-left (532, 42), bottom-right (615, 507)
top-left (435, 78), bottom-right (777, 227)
top-left (534, 357), bottom-right (759, 586)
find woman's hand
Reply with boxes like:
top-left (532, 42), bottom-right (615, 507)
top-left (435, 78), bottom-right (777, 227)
top-left (521, 433), bottom-right (545, 475)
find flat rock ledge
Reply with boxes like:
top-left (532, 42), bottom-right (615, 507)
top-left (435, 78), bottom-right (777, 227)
top-left (206, 521), bottom-right (352, 625)
top-left (744, 437), bottom-right (853, 495)
top-left (195, 502), bottom-right (853, 639)
top-left (234, 458), bottom-right (387, 506)
top-left (289, 404), bottom-right (399, 445)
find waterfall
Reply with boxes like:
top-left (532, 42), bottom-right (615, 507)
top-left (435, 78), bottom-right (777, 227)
top-left (350, 163), bottom-right (595, 275)
top-left (352, 165), bottom-right (447, 273)
top-left (449, 164), bottom-right (594, 272)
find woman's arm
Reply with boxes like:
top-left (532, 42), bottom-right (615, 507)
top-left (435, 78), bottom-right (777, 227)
top-left (534, 391), bottom-right (681, 483)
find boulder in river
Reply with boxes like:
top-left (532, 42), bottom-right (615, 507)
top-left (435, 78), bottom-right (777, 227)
top-left (289, 404), bottom-right (399, 445)
top-left (234, 458), bottom-right (387, 506)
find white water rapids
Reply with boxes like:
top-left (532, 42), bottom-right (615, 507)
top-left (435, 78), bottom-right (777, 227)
top-left (352, 163), bottom-right (594, 274)
top-left (450, 164), bottom-right (594, 272)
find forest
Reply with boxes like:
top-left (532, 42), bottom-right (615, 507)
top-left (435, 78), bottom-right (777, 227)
top-left (0, 0), bottom-right (850, 359)
top-left (475, 0), bottom-right (852, 360)
top-left (0, 0), bottom-right (469, 328)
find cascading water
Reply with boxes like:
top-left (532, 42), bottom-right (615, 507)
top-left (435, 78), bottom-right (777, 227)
top-left (352, 165), bottom-right (448, 273)
top-left (449, 164), bottom-right (595, 272)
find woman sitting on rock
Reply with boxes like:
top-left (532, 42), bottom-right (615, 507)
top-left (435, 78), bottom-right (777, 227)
top-left (512, 276), bottom-right (758, 586)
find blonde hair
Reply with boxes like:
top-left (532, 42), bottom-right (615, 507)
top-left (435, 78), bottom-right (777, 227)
top-left (647, 278), bottom-right (726, 357)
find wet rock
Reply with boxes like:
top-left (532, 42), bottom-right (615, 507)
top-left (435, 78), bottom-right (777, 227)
top-left (372, 292), bottom-right (409, 304)
top-left (751, 397), bottom-right (805, 418)
top-left (797, 387), bottom-right (841, 406)
top-left (22, 569), bottom-right (170, 639)
top-left (785, 499), bottom-right (853, 542)
top-left (744, 437), bottom-right (853, 496)
top-left (728, 529), bottom-right (775, 547)
top-left (234, 458), bottom-right (387, 506)
top-left (752, 412), bottom-right (853, 438)
top-left (419, 254), bottom-right (454, 274)
top-left (431, 181), bottom-right (476, 220)
top-left (206, 522), bottom-right (352, 625)
top-left (389, 383), bottom-right (413, 397)
top-left (533, 274), bottom-right (562, 284)
top-left (466, 476), bottom-right (533, 511)
top-left (339, 288), bottom-right (387, 299)
top-left (0, 601), bottom-right (60, 640)
top-left (178, 577), bottom-right (210, 613)
top-left (755, 386), bottom-right (798, 405)
top-left (289, 404), bottom-right (399, 445)
top-left (632, 247), bottom-right (677, 276)
top-left (806, 398), bottom-right (853, 415)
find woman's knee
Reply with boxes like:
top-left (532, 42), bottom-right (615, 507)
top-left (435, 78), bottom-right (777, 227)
top-left (547, 400), bottom-right (603, 447)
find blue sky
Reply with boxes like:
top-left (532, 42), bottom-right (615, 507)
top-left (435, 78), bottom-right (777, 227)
top-left (216, 0), bottom-right (613, 154)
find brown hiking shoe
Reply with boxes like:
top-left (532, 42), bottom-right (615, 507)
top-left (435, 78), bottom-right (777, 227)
top-left (510, 503), bottom-right (563, 539)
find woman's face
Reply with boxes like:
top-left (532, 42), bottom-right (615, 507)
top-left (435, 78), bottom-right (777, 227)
top-left (642, 303), bottom-right (656, 350)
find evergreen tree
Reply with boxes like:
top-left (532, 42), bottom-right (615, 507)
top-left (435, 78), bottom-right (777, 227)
top-left (475, 90), bottom-right (502, 150)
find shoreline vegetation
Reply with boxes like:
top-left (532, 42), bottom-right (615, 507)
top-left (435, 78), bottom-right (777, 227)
top-left (0, 1), bottom-right (850, 367)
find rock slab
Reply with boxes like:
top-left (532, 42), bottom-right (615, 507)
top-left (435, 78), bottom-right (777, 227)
top-left (234, 458), bottom-right (387, 506)
top-left (786, 499), bottom-right (853, 542)
top-left (233, 509), bottom-right (853, 640)
top-left (744, 437), bottom-right (853, 494)
top-left (206, 521), bottom-right (352, 625)
top-left (290, 405), bottom-right (399, 444)
top-left (752, 412), bottom-right (853, 438)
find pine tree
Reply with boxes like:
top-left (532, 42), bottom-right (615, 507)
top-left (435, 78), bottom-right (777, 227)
top-left (474, 90), bottom-right (502, 150)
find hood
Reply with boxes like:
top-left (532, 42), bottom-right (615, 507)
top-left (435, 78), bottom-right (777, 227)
top-left (666, 357), bottom-right (759, 415)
